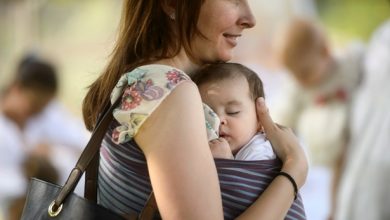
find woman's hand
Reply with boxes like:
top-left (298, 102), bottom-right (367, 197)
top-left (256, 97), bottom-right (308, 187)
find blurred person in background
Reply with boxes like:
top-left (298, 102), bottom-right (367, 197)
top-left (273, 17), bottom-right (365, 219)
top-left (13, 54), bottom-right (90, 157)
top-left (334, 18), bottom-right (390, 220)
top-left (0, 55), bottom-right (89, 219)
top-left (0, 57), bottom-right (58, 210)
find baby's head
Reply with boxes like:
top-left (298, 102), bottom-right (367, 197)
top-left (276, 18), bottom-right (332, 88)
top-left (192, 63), bottom-right (264, 154)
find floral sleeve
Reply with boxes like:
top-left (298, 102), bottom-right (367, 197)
top-left (110, 64), bottom-right (190, 144)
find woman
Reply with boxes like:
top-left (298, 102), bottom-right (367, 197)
top-left (83, 0), bottom-right (308, 219)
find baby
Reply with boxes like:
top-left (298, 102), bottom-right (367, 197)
top-left (192, 63), bottom-right (276, 160)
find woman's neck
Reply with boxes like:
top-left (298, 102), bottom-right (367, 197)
top-left (155, 49), bottom-right (200, 75)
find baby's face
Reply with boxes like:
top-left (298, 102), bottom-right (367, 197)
top-left (198, 75), bottom-right (259, 154)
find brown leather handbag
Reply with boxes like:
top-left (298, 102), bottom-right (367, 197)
top-left (21, 98), bottom-right (157, 220)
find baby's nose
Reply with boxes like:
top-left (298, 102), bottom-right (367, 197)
top-left (219, 117), bottom-right (227, 125)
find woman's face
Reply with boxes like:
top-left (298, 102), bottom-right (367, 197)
top-left (191, 0), bottom-right (256, 63)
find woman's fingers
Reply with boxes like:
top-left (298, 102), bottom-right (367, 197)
top-left (256, 99), bottom-right (308, 186)
top-left (256, 98), bottom-right (296, 160)
top-left (256, 97), bottom-right (276, 136)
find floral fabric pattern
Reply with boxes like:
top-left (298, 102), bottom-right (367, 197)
top-left (203, 104), bottom-right (220, 141)
top-left (166, 69), bottom-right (189, 89)
top-left (110, 64), bottom-right (190, 144)
top-left (110, 64), bottom-right (221, 144)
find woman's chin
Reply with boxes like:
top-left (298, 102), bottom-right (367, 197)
top-left (200, 51), bottom-right (232, 64)
top-left (219, 53), bottom-right (233, 63)
top-left (216, 53), bottom-right (233, 63)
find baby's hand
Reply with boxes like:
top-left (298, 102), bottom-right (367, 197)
top-left (209, 138), bottom-right (234, 159)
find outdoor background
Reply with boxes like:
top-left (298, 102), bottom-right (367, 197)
top-left (0, 0), bottom-right (389, 219)
top-left (1, 0), bottom-right (389, 116)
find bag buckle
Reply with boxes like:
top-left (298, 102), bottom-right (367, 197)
top-left (48, 201), bottom-right (63, 217)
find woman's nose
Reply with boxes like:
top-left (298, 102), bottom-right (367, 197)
top-left (238, 2), bottom-right (256, 29)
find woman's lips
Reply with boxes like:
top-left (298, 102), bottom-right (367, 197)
top-left (223, 33), bottom-right (240, 47)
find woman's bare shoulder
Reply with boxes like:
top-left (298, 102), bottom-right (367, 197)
top-left (135, 80), bottom-right (208, 153)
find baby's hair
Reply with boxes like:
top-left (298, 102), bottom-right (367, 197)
top-left (191, 62), bottom-right (265, 100)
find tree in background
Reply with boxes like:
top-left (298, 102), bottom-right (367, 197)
top-left (318, 0), bottom-right (390, 43)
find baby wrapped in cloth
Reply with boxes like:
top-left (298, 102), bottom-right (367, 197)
top-left (204, 104), bottom-right (306, 219)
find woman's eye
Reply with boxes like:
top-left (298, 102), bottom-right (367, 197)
top-left (231, 0), bottom-right (240, 5)
top-left (227, 0), bottom-right (240, 6)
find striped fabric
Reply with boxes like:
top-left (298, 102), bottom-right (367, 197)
top-left (98, 121), bottom-right (306, 219)
top-left (215, 159), bottom-right (306, 219)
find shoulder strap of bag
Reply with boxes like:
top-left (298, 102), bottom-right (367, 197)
top-left (84, 99), bottom-right (112, 201)
top-left (51, 97), bottom-right (157, 218)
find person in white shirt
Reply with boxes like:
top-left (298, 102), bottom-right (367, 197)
top-left (273, 17), bottom-right (366, 220)
top-left (335, 18), bottom-right (390, 220)
top-left (0, 58), bottom-right (59, 215)
top-left (0, 56), bottom-right (89, 219)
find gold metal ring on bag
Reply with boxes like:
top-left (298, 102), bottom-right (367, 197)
top-left (48, 201), bottom-right (63, 217)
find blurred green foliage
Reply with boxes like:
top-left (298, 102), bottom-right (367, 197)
top-left (318, 0), bottom-right (390, 43)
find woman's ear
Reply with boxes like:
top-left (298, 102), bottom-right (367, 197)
top-left (161, 0), bottom-right (176, 20)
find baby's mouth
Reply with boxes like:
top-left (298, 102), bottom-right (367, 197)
top-left (219, 133), bottom-right (229, 140)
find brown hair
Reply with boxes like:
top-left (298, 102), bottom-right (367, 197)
top-left (191, 63), bottom-right (265, 101)
top-left (82, 0), bottom-right (204, 130)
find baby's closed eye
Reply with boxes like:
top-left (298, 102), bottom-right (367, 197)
top-left (227, 111), bottom-right (240, 115)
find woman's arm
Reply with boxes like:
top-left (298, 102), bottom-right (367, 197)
top-left (134, 81), bottom-right (224, 220)
top-left (237, 98), bottom-right (308, 220)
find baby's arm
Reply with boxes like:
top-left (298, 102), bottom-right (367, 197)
top-left (209, 138), bottom-right (234, 159)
